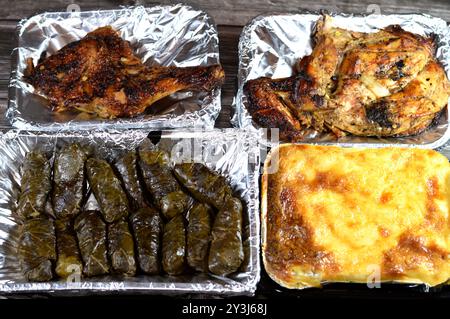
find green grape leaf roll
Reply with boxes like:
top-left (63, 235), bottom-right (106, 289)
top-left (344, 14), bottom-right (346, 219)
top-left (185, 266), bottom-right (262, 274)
top-left (17, 151), bottom-right (52, 219)
top-left (162, 214), bottom-right (186, 275)
top-left (18, 217), bottom-right (56, 281)
top-left (115, 151), bottom-right (145, 210)
top-left (52, 144), bottom-right (87, 219)
top-left (208, 197), bottom-right (244, 276)
top-left (108, 219), bottom-right (136, 276)
top-left (86, 158), bottom-right (129, 223)
top-left (173, 163), bottom-right (233, 210)
top-left (130, 206), bottom-right (162, 274)
top-left (139, 150), bottom-right (192, 220)
top-left (187, 203), bottom-right (212, 272)
top-left (74, 210), bottom-right (109, 277)
top-left (55, 219), bottom-right (83, 279)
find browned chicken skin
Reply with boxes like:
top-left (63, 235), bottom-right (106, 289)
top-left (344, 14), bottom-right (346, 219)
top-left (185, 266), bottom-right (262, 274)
top-left (25, 26), bottom-right (225, 118)
top-left (244, 16), bottom-right (450, 140)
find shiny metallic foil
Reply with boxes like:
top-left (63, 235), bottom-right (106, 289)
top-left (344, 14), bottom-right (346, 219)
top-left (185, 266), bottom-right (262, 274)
top-left (7, 5), bottom-right (221, 131)
top-left (0, 129), bottom-right (260, 296)
top-left (233, 12), bottom-right (450, 148)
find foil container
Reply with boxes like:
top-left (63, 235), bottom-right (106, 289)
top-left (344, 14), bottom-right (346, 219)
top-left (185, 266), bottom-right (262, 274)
top-left (260, 144), bottom-right (450, 292)
top-left (0, 129), bottom-right (261, 296)
top-left (233, 12), bottom-right (450, 148)
top-left (7, 5), bottom-right (222, 131)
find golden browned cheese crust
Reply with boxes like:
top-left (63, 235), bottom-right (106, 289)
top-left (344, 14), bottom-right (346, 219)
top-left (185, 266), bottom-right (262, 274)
top-left (245, 15), bottom-right (450, 140)
top-left (25, 26), bottom-right (225, 118)
top-left (262, 144), bottom-right (450, 288)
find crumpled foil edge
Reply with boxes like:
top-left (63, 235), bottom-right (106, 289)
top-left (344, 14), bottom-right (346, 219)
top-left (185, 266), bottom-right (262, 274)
top-left (7, 4), bottom-right (222, 131)
top-left (232, 11), bottom-right (450, 149)
top-left (0, 128), bottom-right (261, 296)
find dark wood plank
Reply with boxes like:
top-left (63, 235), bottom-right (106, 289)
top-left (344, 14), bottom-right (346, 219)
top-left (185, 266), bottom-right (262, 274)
top-left (196, 0), bottom-right (450, 25)
top-left (0, 0), bottom-right (449, 25)
top-left (0, 20), bottom-right (16, 129)
top-left (216, 25), bottom-right (241, 128)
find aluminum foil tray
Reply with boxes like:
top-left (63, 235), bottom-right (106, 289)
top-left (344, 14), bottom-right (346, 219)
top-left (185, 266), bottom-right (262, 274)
top-left (233, 12), bottom-right (450, 148)
top-left (0, 129), bottom-right (261, 296)
top-left (7, 5), bottom-right (222, 131)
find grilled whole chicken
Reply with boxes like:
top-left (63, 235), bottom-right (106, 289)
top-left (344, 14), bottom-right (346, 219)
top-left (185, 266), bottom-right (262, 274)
top-left (244, 16), bottom-right (450, 140)
top-left (25, 26), bottom-right (225, 118)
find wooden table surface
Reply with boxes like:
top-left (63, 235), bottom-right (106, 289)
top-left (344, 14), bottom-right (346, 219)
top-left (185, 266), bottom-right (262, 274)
top-left (0, 0), bottom-right (449, 129)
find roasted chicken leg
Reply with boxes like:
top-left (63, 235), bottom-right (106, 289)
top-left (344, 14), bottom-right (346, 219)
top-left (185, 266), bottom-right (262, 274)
top-left (25, 26), bottom-right (225, 118)
top-left (244, 16), bottom-right (450, 140)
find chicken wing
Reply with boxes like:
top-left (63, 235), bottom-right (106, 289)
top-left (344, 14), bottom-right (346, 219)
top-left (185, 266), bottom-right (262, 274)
top-left (25, 26), bottom-right (225, 118)
top-left (244, 16), bottom-right (450, 140)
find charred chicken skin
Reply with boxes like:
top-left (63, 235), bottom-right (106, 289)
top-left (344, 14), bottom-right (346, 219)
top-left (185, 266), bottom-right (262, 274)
top-left (244, 16), bottom-right (450, 140)
top-left (25, 26), bottom-right (225, 118)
